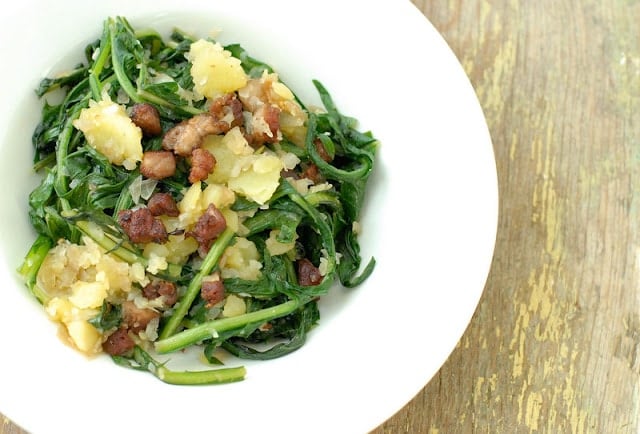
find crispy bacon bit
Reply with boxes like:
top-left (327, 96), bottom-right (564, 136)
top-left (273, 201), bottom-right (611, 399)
top-left (162, 121), bottom-right (199, 156)
top-left (162, 113), bottom-right (229, 157)
top-left (245, 104), bottom-right (281, 147)
top-left (301, 163), bottom-right (322, 184)
top-left (122, 301), bottom-right (160, 333)
top-left (130, 103), bottom-right (162, 136)
top-left (188, 203), bottom-right (227, 251)
top-left (201, 278), bottom-right (225, 307)
top-left (237, 76), bottom-right (286, 147)
top-left (209, 93), bottom-right (243, 129)
top-left (102, 327), bottom-right (135, 356)
top-left (297, 258), bottom-right (323, 286)
top-left (140, 151), bottom-right (176, 180)
top-left (143, 279), bottom-right (178, 307)
top-left (147, 192), bottom-right (180, 217)
top-left (189, 148), bottom-right (216, 184)
top-left (118, 207), bottom-right (168, 244)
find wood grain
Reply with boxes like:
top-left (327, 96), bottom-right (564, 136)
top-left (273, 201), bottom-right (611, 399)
top-left (374, 0), bottom-right (640, 432)
top-left (3, 1), bottom-right (639, 433)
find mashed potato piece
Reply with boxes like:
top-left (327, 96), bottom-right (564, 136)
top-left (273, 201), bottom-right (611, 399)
top-left (203, 127), bottom-right (283, 204)
top-left (73, 99), bottom-right (143, 170)
top-left (143, 235), bottom-right (199, 265)
top-left (219, 237), bottom-right (262, 280)
top-left (177, 181), bottom-right (236, 229)
top-left (188, 39), bottom-right (248, 98)
top-left (36, 237), bottom-right (148, 355)
top-left (222, 294), bottom-right (246, 317)
top-left (265, 229), bottom-right (297, 256)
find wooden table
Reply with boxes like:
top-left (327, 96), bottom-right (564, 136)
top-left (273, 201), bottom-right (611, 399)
top-left (3, 1), bottom-right (639, 432)
top-left (374, 1), bottom-right (639, 432)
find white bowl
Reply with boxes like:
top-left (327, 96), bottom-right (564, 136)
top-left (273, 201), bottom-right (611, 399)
top-left (0, 1), bottom-right (498, 433)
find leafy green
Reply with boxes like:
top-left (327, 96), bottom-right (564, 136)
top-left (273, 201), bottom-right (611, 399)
top-left (17, 234), bottom-right (53, 303)
top-left (35, 65), bottom-right (88, 98)
top-left (225, 43), bottom-right (273, 78)
top-left (221, 300), bottom-right (319, 360)
top-left (89, 301), bottom-right (123, 332)
top-left (19, 16), bottom-right (378, 385)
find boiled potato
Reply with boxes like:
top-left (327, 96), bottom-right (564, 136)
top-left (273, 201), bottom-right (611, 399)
top-left (73, 99), bottom-right (143, 170)
top-left (188, 39), bottom-right (248, 98)
top-left (177, 181), bottom-right (236, 229)
top-left (203, 128), bottom-right (283, 204)
top-left (37, 237), bottom-right (148, 355)
top-left (220, 237), bottom-right (262, 280)
top-left (222, 294), bottom-right (246, 318)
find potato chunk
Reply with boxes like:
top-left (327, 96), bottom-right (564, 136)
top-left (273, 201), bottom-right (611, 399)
top-left (203, 127), bottom-right (283, 204)
top-left (73, 99), bottom-right (143, 170)
top-left (222, 294), bottom-right (246, 318)
top-left (177, 181), bottom-right (236, 229)
top-left (219, 237), bottom-right (262, 280)
top-left (188, 39), bottom-right (248, 98)
top-left (37, 236), bottom-right (149, 355)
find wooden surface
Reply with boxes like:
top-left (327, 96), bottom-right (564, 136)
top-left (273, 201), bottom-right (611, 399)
top-left (3, 1), bottom-right (640, 432)
top-left (373, 0), bottom-right (640, 433)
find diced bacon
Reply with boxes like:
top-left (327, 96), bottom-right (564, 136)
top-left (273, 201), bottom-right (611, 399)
top-left (130, 103), bottom-right (162, 136)
top-left (297, 258), bottom-right (323, 286)
top-left (122, 301), bottom-right (160, 333)
top-left (140, 151), bottom-right (176, 180)
top-left (118, 208), bottom-right (168, 244)
top-left (187, 203), bottom-right (227, 252)
top-left (189, 148), bottom-right (216, 184)
top-left (147, 192), bottom-right (180, 217)
top-left (201, 279), bottom-right (225, 307)
top-left (102, 327), bottom-right (135, 356)
top-left (142, 279), bottom-right (178, 307)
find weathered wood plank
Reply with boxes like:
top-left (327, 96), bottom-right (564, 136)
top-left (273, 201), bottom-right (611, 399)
top-left (373, 1), bottom-right (640, 433)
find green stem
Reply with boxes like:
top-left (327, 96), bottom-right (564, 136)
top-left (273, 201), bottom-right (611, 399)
top-left (124, 346), bottom-right (245, 385)
top-left (242, 209), bottom-right (301, 237)
top-left (54, 97), bottom-right (89, 200)
top-left (32, 153), bottom-right (55, 172)
top-left (159, 228), bottom-right (235, 339)
top-left (88, 21), bottom-right (112, 100)
top-left (92, 23), bottom-right (112, 77)
top-left (155, 299), bottom-right (301, 354)
top-left (155, 365), bottom-right (246, 385)
top-left (89, 75), bottom-right (102, 102)
top-left (305, 190), bottom-right (342, 210)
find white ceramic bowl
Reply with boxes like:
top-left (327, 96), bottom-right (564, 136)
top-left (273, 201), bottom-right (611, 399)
top-left (0, 1), bottom-right (498, 433)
